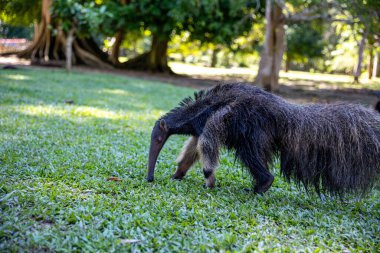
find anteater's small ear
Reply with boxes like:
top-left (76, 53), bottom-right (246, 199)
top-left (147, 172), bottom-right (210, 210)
top-left (159, 119), bottom-right (168, 132)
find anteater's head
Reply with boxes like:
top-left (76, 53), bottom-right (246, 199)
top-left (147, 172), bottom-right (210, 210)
top-left (147, 119), bottom-right (170, 182)
top-left (146, 88), bottom-right (213, 182)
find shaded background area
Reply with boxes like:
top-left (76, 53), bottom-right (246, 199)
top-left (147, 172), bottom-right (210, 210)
top-left (2, 56), bottom-right (379, 106)
top-left (0, 0), bottom-right (379, 102)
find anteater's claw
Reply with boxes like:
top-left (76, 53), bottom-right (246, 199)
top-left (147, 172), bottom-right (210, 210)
top-left (171, 173), bottom-right (184, 180)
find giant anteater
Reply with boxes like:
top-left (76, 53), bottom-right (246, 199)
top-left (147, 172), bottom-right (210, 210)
top-left (147, 83), bottom-right (380, 197)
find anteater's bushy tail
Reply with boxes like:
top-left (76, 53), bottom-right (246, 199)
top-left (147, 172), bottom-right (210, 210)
top-left (280, 103), bottom-right (380, 197)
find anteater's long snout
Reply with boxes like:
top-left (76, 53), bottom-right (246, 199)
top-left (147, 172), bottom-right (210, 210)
top-left (146, 130), bottom-right (168, 182)
top-left (147, 141), bottom-right (161, 182)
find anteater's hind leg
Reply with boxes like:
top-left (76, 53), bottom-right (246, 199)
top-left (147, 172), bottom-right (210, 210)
top-left (197, 106), bottom-right (231, 188)
top-left (239, 154), bottom-right (274, 194)
top-left (172, 137), bottom-right (199, 180)
top-left (249, 162), bottom-right (274, 194)
top-left (236, 132), bottom-right (274, 194)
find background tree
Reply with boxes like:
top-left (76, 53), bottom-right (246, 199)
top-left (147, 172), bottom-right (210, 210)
top-left (337, 0), bottom-right (380, 82)
top-left (255, 0), bottom-right (285, 91)
top-left (255, 0), bottom-right (380, 90)
top-left (0, 0), bottom-right (48, 57)
top-left (1, 0), bottom-right (379, 80)
top-left (255, 0), bottom-right (347, 91)
top-left (98, 0), bottom-right (129, 66)
top-left (285, 22), bottom-right (325, 72)
top-left (53, 0), bottom-right (111, 70)
top-left (0, 0), bottom-right (112, 67)
top-left (117, 0), bottom-right (190, 73)
top-left (185, 0), bottom-right (259, 67)
top-left (0, 0), bottom-right (40, 40)
top-left (120, 0), bottom-right (257, 73)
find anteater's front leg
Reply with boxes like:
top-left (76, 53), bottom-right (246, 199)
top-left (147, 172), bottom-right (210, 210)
top-left (172, 137), bottom-right (199, 180)
top-left (198, 133), bottom-right (220, 188)
top-left (197, 106), bottom-right (231, 188)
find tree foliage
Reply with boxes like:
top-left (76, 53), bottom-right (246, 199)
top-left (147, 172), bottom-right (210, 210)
top-left (185, 0), bottom-right (260, 46)
top-left (52, 0), bottom-right (105, 37)
top-left (0, 0), bottom-right (40, 25)
top-left (286, 22), bottom-right (325, 64)
top-left (99, 0), bottom-right (261, 71)
top-left (1, 0), bottom-right (379, 78)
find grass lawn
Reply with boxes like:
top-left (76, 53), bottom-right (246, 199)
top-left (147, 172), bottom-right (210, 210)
top-left (0, 68), bottom-right (379, 252)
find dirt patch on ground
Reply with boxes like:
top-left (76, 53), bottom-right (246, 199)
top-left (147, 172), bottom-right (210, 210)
top-left (1, 55), bottom-right (379, 107)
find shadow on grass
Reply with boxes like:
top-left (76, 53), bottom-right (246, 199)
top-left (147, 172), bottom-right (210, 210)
top-left (278, 80), bottom-right (379, 105)
top-left (281, 76), bottom-right (380, 90)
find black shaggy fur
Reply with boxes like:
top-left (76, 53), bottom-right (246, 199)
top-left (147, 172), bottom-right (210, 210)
top-left (375, 101), bottom-right (380, 113)
top-left (151, 83), bottom-right (380, 197)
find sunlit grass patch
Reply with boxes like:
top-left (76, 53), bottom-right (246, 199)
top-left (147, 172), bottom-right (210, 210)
top-left (100, 88), bottom-right (132, 95)
top-left (13, 104), bottom-right (165, 130)
top-left (2, 74), bottom-right (32, 81)
top-left (0, 68), bottom-right (379, 252)
top-left (17, 104), bottom-right (125, 120)
top-left (170, 62), bottom-right (257, 76)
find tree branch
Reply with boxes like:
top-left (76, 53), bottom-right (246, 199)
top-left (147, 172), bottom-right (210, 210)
top-left (286, 14), bottom-right (354, 24)
top-left (276, 0), bottom-right (355, 24)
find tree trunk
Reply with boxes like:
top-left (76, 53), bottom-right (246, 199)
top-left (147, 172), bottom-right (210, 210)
top-left (73, 41), bottom-right (113, 69)
top-left (18, 0), bottom-right (51, 61)
top-left (77, 38), bottom-right (110, 63)
top-left (109, 0), bottom-right (128, 65)
top-left (368, 45), bottom-right (373, 79)
top-left (372, 50), bottom-right (379, 79)
top-left (65, 28), bottom-right (76, 71)
top-left (110, 31), bottom-right (125, 65)
top-left (285, 53), bottom-right (290, 72)
top-left (33, 20), bottom-right (39, 43)
top-left (122, 32), bottom-right (172, 73)
top-left (222, 51), bottom-right (231, 68)
top-left (353, 28), bottom-right (367, 83)
top-left (149, 33), bottom-right (171, 72)
top-left (210, 47), bottom-right (221, 67)
top-left (255, 0), bottom-right (285, 92)
top-left (17, 0), bottom-right (112, 69)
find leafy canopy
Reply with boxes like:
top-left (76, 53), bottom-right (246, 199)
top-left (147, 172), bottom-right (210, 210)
top-left (0, 0), bottom-right (41, 25)
top-left (100, 0), bottom-right (260, 46)
top-left (52, 0), bottom-right (107, 37)
top-left (286, 22), bottom-right (325, 62)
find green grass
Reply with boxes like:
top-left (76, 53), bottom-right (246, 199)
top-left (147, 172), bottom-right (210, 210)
top-left (0, 68), bottom-right (379, 252)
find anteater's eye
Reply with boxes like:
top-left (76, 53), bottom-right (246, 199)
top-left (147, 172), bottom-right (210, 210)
top-left (157, 136), bottom-right (163, 142)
